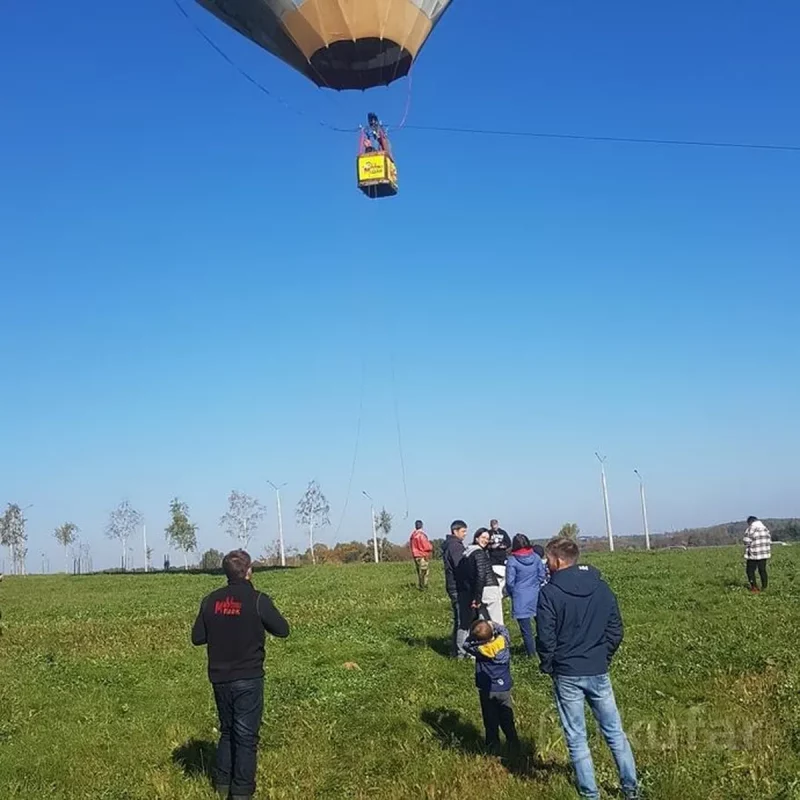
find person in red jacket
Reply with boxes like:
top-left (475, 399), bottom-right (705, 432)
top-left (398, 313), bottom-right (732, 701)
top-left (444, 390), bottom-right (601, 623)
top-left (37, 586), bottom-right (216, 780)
top-left (409, 519), bottom-right (434, 590)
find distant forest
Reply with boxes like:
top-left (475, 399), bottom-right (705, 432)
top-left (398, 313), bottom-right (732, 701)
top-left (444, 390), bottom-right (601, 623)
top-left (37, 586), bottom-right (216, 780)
top-left (578, 518), bottom-right (800, 552)
top-left (414, 518), bottom-right (800, 561)
top-left (218, 518), bottom-right (800, 570)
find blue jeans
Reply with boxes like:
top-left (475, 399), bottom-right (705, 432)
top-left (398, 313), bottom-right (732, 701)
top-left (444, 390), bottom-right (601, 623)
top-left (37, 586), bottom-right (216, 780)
top-left (517, 617), bottom-right (535, 656)
top-left (212, 677), bottom-right (264, 796)
top-left (553, 674), bottom-right (638, 800)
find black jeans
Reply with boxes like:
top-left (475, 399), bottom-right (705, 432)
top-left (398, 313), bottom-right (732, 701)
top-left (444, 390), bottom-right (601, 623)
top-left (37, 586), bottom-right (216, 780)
top-left (212, 677), bottom-right (264, 797)
top-left (746, 559), bottom-right (768, 590)
top-left (478, 690), bottom-right (519, 747)
top-left (450, 592), bottom-right (475, 658)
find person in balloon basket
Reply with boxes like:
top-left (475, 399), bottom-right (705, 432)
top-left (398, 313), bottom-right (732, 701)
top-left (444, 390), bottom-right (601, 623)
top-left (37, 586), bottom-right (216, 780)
top-left (192, 550), bottom-right (290, 800)
top-left (536, 537), bottom-right (638, 800)
top-left (464, 619), bottom-right (520, 752)
top-left (409, 519), bottom-right (434, 591)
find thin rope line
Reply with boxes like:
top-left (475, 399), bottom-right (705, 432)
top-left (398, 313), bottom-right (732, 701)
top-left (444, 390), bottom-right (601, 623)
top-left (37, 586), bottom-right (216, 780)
top-left (400, 124), bottom-right (800, 153)
top-left (171, 0), bottom-right (356, 132)
top-left (390, 355), bottom-right (410, 520)
top-left (391, 68), bottom-right (414, 131)
top-left (332, 359), bottom-right (366, 539)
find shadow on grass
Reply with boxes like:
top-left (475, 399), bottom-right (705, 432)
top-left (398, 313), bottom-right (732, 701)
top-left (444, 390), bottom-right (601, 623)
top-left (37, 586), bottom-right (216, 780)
top-left (398, 635), bottom-right (452, 659)
top-left (172, 738), bottom-right (216, 783)
top-left (421, 707), bottom-right (572, 781)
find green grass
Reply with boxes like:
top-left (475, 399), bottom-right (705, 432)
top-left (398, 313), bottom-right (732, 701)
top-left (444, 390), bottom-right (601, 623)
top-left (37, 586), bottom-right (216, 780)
top-left (1, 547), bottom-right (800, 799)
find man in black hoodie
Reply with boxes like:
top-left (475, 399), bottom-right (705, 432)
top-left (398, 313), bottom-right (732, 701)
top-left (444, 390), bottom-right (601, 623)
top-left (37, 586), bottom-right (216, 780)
top-left (536, 537), bottom-right (638, 800)
top-left (192, 550), bottom-right (290, 800)
top-left (487, 518), bottom-right (511, 595)
top-left (442, 519), bottom-right (469, 658)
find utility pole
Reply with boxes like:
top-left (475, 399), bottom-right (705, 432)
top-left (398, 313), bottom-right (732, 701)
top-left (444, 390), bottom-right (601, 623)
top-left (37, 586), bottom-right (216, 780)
top-left (268, 481), bottom-right (287, 567)
top-left (363, 491), bottom-right (379, 564)
top-left (634, 469), bottom-right (651, 550)
top-left (143, 523), bottom-right (148, 573)
top-left (595, 453), bottom-right (615, 552)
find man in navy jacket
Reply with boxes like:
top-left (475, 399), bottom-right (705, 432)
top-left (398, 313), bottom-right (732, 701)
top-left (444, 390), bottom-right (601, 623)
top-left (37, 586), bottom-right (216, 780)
top-left (536, 537), bottom-right (638, 800)
top-left (442, 520), bottom-right (469, 658)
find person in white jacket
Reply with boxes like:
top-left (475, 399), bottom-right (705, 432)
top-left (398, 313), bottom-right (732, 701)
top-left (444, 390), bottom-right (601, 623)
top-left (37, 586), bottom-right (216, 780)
top-left (743, 515), bottom-right (771, 593)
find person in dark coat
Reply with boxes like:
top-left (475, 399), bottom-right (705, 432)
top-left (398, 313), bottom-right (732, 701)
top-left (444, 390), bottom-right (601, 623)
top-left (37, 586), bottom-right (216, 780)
top-left (460, 528), bottom-right (502, 625)
top-left (487, 518), bottom-right (512, 595)
top-left (536, 537), bottom-right (637, 800)
top-left (192, 550), bottom-right (290, 800)
top-left (442, 520), bottom-right (469, 658)
top-left (505, 533), bottom-right (547, 656)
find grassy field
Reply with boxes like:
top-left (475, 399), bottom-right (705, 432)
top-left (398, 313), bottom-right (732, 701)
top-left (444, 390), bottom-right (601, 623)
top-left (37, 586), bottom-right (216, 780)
top-left (1, 547), bottom-right (799, 800)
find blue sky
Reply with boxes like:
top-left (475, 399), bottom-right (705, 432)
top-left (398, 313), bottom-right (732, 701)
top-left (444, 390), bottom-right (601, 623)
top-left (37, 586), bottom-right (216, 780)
top-left (1, 1), bottom-right (798, 570)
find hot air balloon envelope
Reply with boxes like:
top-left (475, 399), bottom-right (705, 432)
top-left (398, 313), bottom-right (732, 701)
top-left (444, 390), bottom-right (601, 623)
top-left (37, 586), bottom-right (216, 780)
top-left (195, 0), bottom-right (453, 89)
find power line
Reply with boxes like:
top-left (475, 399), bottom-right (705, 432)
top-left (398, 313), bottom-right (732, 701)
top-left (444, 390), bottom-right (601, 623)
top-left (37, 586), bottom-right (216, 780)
top-left (172, 0), bottom-right (800, 155)
top-left (402, 124), bottom-right (800, 153)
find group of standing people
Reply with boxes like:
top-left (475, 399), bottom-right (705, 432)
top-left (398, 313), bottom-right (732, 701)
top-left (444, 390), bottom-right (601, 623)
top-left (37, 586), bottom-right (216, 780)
top-left (435, 518), bottom-right (548, 659)
top-left (189, 516), bottom-right (773, 800)
top-left (436, 519), bottom-right (638, 800)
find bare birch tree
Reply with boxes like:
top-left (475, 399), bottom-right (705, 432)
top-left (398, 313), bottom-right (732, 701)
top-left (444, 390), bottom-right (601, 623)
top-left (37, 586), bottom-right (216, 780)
top-left (54, 522), bottom-right (79, 574)
top-left (295, 481), bottom-right (330, 565)
top-left (105, 501), bottom-right (142, 571)
top-left (0, 504), bottom-right (28, 576)
top-left (220, 490), bottom-right (265, 550)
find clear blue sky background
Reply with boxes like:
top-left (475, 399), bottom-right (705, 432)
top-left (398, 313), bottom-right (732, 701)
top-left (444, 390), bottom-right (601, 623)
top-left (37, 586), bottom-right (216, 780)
top-left (2, 1), bottom-right (798, 571)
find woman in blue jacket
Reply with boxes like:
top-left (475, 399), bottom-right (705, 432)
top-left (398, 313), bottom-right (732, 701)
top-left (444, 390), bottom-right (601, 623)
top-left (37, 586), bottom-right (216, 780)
top-left (505, 533), bottom-right (547, 656)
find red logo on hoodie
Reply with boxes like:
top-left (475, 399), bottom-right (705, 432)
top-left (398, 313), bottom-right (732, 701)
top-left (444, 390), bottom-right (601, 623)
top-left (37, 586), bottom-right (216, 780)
top-left (214, 597), bottom-right (242, 616)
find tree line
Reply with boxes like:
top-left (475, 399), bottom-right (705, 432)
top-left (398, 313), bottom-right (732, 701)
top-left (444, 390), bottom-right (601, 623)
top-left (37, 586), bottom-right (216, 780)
top-left (0, 480), bottom-right (397, 574)
top-left (5, 494), bottom-right (794, 575)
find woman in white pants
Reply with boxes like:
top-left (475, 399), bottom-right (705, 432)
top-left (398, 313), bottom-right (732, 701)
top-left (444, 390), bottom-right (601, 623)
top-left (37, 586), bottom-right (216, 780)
top-left (462, 528), bottom-right (504, 626)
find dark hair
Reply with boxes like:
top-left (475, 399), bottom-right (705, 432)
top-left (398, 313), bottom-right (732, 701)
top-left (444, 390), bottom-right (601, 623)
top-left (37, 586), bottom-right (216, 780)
top-left (545, 537), bottom-right (580, 563)
top-left (511, 533), bottom-right (530, 551)
top-left (532, 544), bottom-right (545, 558)
top-left (747, 516), bottom-right (758, 525)
top-left (474, 527), bottom-right (490, 544)
top-left (223, 549), bottom-right (252, 581)
top-left (490, 519), bottom-right (499, 526)
top-left (470, 620), bottom-right (493, 642)
top-left (450, 519), bottom-right (467, 534)
top-left (415, 520), bottom-right (424, 530)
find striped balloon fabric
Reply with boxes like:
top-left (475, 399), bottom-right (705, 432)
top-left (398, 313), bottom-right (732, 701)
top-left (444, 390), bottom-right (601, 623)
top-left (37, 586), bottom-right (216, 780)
top-left (195, 0), bottom-right (453, 89)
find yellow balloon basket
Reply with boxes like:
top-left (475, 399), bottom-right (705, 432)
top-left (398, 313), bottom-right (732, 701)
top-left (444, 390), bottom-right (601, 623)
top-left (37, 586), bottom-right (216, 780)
top-left (356, 152), bottom-right (399, 199)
